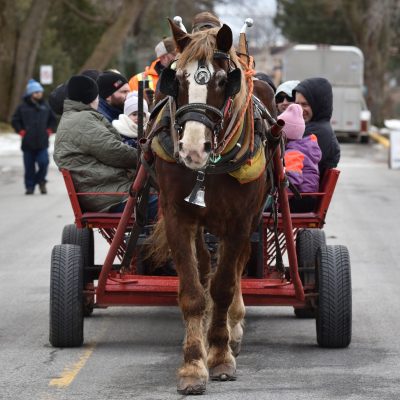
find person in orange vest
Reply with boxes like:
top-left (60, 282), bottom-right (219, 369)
top-left (129, 37), bottom-right (176, 104)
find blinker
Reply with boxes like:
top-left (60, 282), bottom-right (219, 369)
top-left (226, 68), bottom-right (241, 98)
top-left (159, 68), bottom-right (178, 97)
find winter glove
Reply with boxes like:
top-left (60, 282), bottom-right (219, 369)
top-left (19, 130), bottom-right (26, 137)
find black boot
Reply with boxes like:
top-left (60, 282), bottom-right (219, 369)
top-left (39, 181), bottom-right (47, 194)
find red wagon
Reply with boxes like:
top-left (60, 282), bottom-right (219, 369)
top-left (50, 148), bottom-right (351, 350)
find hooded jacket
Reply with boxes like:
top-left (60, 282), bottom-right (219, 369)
top-left (294, 78), bottom-right (340, 176)
top-left (285, 134), bottom-right (322, 193)
top-left (12, 96), bottom-right (56, 151)
top-left (54, 99), bottom-right (137, 212)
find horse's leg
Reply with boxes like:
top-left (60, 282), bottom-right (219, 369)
top-left (207, 236), bottom-right (249, 381)
top-left (228, 241), bottom-right (251, 357)
top-left (164, 216), bottom-right (208, 395)
top-left (195, 226), bottom-right (211, 289)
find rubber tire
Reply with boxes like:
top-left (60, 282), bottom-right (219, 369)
top-left (62, 225), bottom-right (95, 316)
top-left (294, 229), bottom-right (326, 318)
top-left (61, 224), bottom-right (94, 269)
top-left (49, 244), bottom-right (84, 347)
top-left (360, 134), bottom-right (370, 144)
top-left (296, 228), bottom-right (326, 286)
top-left (316, 245), bottom-right (352, 348)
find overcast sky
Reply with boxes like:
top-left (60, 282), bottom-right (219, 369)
top-left (214, 0), bottom-right (279, 46)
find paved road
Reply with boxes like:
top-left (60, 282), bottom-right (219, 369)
top-left (1, 140), bottom-right (400, 400)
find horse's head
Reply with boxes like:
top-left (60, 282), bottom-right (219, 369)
top-left (159, 21), bottom-right (245, 170)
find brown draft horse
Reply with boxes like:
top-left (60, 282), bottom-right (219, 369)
top-left (149, 21), bottom-right (276, 395)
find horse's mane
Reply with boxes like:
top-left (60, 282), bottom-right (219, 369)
top-left (176, 28), bottom-right (247, 114)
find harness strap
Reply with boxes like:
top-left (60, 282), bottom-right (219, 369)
top-left (121, 178), bottom-right (151, 271)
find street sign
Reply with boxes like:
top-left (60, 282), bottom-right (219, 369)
top-left (40, 65), bottom-right (53, 85)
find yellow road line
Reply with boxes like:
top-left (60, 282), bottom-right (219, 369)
top-left (369, 131), bottom-right (390, 148)
top-left (49, 343), bottom-right (96, 388)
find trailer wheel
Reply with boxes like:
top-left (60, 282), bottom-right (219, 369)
top-left (49, 244), bottom-right (84, 347)
top-left (61, 224), bottom-right (94, 271)
top-left (294, 229), bottom-right (326, 318)
top-left (316, 245), bottom-right (352, 348)
top-left (360, 135), bottom-right (370, 144)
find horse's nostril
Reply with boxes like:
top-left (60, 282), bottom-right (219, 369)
top-left (204, 142), bottom-right (212, 152)
top-left (179, 142), bottom-right (183, 151)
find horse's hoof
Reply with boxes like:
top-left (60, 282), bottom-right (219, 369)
top-left (209, 363), bottom-right (236, 381)
top-left (177, 377), bottom-right (207, 395)
top-left (230, 340), bottom-right (242, 357)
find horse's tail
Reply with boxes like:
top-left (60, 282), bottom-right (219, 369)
top-left (143, 217), bottom-right (170, 266)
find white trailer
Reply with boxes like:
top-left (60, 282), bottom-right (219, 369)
top-left (282, 44), bottom-right (370, 142)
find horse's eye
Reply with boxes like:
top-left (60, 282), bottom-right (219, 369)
top-left (218, 77), bottom-right (227, 87)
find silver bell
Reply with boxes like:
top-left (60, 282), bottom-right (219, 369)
top-left (185, 186), bottom-right (206, 207)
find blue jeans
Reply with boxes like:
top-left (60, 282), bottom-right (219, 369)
top-left (110, 194), bottom-right (158, 222)
top-left (23, 148), bottom-right (49, 190)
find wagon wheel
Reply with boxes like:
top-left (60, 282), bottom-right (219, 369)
top-left (316, 245), bottom-right (352, 348)
top-left (49, 244), bottom-right (84, 347)
top-left (62, 224), bottom-right (95, 316)
top-left (294, 229), bottom-right (326, 318)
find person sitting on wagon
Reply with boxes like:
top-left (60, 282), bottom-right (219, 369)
top-left (279, 104), bottom-right (322, 212)
top-left (53, 75), bottom-right (137, 213)
top-left (112, 91), bottom-right (150, 148)
top-left (275, 80), bottom-right (299, 114)
top-left (294, 77), bottom-right (340, 177)
top-left (97, 71), bottom-right (131, 123)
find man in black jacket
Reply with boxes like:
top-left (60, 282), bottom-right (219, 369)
top-left (294, 77), bottom-right (340, 177)
top-left (12, 79), bottom-right (56, 194)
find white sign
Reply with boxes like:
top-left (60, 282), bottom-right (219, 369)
top-left (389, 130), bottom-right (400, 169)
top-left (40, 65), bottom-right (53, 85)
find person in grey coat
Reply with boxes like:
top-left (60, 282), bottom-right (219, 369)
top-left (54, 75), bottom-right (137, 212)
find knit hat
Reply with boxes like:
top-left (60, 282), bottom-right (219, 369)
top-left (279, 104), bottom-right (305, 140)
top-left (26, 79), bottom-right (44, 96)
top-left (67, 75), bottom-right (98, 105)
top-left (191, 11), bottom-right (222, 32)
top-left (97, 71), bottom-right (128, 99)
top-left (81, 69), bottom-right (100, 81)
top-left (154, 37), bottom-right (176, 58)
top-left (49, 83), bottom-right (67, 115)
top-left (124, 91), bottom-right (149, 116)
top-left (275, 80), bottom-right (300, 99)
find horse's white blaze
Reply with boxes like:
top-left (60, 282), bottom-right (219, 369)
top-left (179, 61), bottom-right (214, 170)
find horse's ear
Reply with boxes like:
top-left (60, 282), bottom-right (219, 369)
top-left (168, 18), bottom-right (191, 52)
top-left (216, 24), bottom-right (233, 53)
top-left (159, 68), bottom-right (178, 98)
top-left (226, 68), bottom-right (241, 97)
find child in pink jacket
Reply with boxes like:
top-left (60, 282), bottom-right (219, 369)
top-left (280, 104), bottom-right (322, 193)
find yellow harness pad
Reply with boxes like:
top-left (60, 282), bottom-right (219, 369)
top-left (229, 145), bottom-right (266, 183)
top-left (151, 136), bottom-right (175, 163)
top-left (150, 103), bottom-right (266, 184)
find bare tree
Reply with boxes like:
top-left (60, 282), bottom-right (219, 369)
top-left (0, 0), bottom-right (54, 121)
top-left (339, 0), bottom-right (400, 124)
top-left (79, 0), bottom-right (148, 71)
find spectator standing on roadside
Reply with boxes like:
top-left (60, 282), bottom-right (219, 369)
top-left (11, 79), bottom-right (56, 195)
top-left (97, 71), bottom-right (130, 123)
